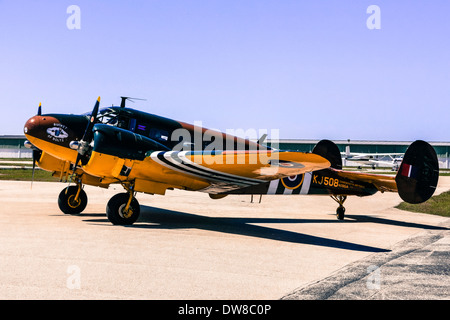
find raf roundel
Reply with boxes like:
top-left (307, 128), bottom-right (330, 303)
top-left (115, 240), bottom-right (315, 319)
top-left (281, 174), bottom-right (304, 190)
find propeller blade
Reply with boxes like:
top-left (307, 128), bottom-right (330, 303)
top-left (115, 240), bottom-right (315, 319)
top-left (81, 96), bottom-right (100, 142)
top-left (72, 152), bottom-right (83, 176)
top-left (31, 159), bottom-right (36, 189)
top-left (37, 102), bottom-right (42, 116)
top-left (31, 149), bottom-right (41, 189)
top-left (72, 96), bottom-right (101, 175)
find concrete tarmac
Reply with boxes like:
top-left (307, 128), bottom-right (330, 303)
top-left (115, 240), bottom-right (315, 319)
top-left (0, 177), bottom-right (449, 300)
top-left (282, 219), bottom-right (450, 300)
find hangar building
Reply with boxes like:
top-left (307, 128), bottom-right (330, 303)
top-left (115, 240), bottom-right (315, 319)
top-left (0, 135), bottom-right (31, 158)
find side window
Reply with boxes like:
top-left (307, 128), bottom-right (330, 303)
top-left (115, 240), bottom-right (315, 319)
top-left (129, 118), bottom-right (137, 132)
top-left (117, 117), bottom-right (129, 129)
top-left (149, 128), bottom-right (169, 143)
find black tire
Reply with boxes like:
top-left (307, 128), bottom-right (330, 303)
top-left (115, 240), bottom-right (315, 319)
top-left (106, 193), bottom-right (140, 225)
top-left (336, 206), bottom-right (345, 220)
top-left (58, 186), bottom-right (88, 215)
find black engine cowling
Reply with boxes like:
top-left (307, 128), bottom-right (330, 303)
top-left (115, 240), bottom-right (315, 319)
top-left (92, 124), bottom-right (170, 160)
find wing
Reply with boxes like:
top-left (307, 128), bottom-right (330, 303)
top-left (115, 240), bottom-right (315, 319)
top-left (144, 150), bottom-right (331, 193)
top-left (82, 148), bottom-right (330, 195)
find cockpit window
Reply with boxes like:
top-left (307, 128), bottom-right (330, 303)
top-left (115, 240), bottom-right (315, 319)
top-left (90, 108), bottom-right (129, 128)
top-left (106, 117), bottom-right (118, 125)
top-left (84, 108), bottom-right (117, 124)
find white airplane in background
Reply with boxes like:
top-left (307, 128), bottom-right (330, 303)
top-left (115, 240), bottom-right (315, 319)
top-left (342, 145), bottom-right (404, 170)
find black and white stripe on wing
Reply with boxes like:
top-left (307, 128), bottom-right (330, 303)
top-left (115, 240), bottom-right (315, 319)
top-left (150, 151), bottom-right (262, 186)
top-left (177, 151), bottom-right (263, 185)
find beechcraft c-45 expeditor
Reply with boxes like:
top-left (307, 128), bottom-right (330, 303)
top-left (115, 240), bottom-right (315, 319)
top-left (23, 96), bottom-right (439, 225)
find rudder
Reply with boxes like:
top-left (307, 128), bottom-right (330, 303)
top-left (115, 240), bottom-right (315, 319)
top-left (395, 140), bottom-right (439, 204)
top-left (312, 139), bottom-right (342, 170)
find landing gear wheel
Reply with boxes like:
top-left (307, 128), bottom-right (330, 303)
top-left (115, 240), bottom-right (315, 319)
top-left (106, 193), bottom-right (140, 225)
top-left (58, 186), bottom-right (88, 215)
top-left (330, 195), bottom-right (347, 220)
top-left (336, 206), bottom-right (345, 220)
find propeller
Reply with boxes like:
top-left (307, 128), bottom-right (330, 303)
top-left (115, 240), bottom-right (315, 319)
top-left (31, 149), bottom-right (42, 189)
top-left (72, 96), bottom-right (100, 175)
top-left (30, 102), bottom-right (43, 188)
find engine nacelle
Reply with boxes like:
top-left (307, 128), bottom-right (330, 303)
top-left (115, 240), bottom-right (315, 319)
top-left (81, 124), bottom-right (170, 178)
top-left (92, 124), bottom-right (170, 160)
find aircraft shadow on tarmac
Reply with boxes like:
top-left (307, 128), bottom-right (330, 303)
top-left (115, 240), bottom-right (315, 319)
top-left (346, 215), bottom-right (448, 231)
top-left (80, 205), bottom-right (447, 253)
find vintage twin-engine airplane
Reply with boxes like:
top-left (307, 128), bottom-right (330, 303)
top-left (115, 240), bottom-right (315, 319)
top-left (24, 97), bottom-right (439, 225)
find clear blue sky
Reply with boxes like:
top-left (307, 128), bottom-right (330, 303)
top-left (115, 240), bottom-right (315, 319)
top-left (1, 0), bottom-right (449, 141)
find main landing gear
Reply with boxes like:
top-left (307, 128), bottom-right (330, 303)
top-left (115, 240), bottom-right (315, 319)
top-left (58, 179), bottom-right (88, 215)
top-left (57, 178), bottom-right (140, 225)
top-left (106, 183), bottom-right (140, 225)
top-left (330, 195), bottom-right (347, 220)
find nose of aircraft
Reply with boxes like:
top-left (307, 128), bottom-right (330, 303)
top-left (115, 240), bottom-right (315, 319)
top-left (23, 114), bottom-right (74, 145)
top-left (24, 115), bottom-right (41, 137)
top-left (24, 115), bottom-right (64, 140)
top-left (23, 112), bottom-right (89, 150)
top-left (23, 113), bottom-right (88, 163)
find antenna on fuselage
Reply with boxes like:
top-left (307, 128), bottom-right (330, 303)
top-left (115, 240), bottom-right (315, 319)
top-left (120, 96), bottom-right (147, 108)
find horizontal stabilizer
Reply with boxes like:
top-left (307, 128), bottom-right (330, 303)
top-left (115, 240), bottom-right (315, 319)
top-left (331, 169), bottom-right (397, 192)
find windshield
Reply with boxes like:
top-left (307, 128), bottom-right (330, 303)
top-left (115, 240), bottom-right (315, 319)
top-left (83, 108), bottom-right (121, 125)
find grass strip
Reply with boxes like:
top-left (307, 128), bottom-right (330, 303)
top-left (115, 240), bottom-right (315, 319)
top-left (0, 169), bottom-right (59, 182)
top-left (396, 190), bottom-right (450, 217)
